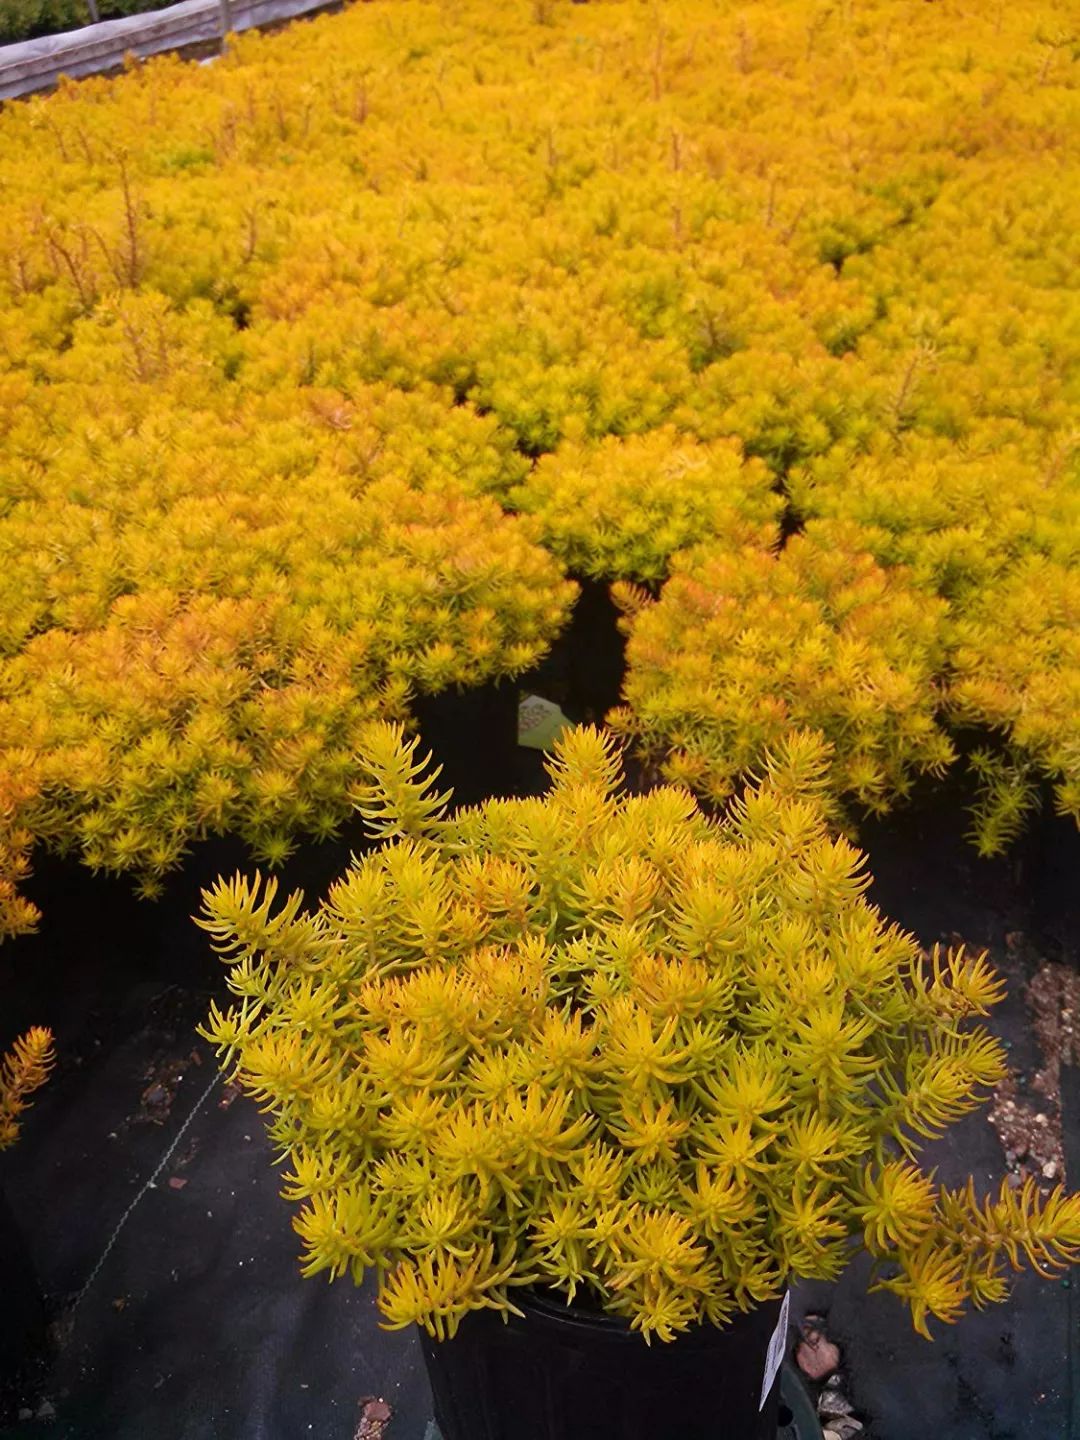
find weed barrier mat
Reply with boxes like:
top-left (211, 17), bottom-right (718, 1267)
top-left (1, 745), bottom-right (1078, 1438)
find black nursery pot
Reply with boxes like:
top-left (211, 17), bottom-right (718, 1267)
top-left (421, 1289), bottom-right (786, 1440)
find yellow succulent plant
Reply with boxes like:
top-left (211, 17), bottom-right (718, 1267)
top-left (610, 526), bottom-right (955, 818)
top-left (948, 556), bottom-right (1080, 853)
top-left (510, 428), bottom-right (779, 584)
top-left (200, 725), bottom-right (1080, 1343)
top-left (0, 491), bottom-right (575, 935)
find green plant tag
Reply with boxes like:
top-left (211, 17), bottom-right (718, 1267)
top-left (518, 694), bottom-right (572, 751)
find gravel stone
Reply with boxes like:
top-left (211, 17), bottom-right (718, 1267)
top-left (825, 1420), bottom-right (864, 1440)
top-left (819, 1389), bottom-right (855, 1419)
top-left (797, 1332), bottom-right (841, 1380)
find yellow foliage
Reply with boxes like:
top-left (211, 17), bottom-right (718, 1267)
top-left (0, 0), bottom-right (1078, 937)
top-left (0, 1025), bottom-right (55, 1150)
top-left (511, 429), bottom-right (779, 584)
top-left (199, 727), bottom-right (1080, 1340)
top-left (611, 526), bottom-right (955, 817)
top-left (0, 439), bottom-right (574, 930)
top-left (948, 557), bottom-right (1080, 850)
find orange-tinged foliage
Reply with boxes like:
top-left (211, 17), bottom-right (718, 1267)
top-left (0, 1025), bottom-right (55, 1150)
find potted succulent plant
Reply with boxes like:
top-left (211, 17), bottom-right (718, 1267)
top-left (199, 724), bottom-right (1080, 1440)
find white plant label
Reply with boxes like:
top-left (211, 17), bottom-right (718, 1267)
top-left (759, 1289), bottom-right (790, 1411)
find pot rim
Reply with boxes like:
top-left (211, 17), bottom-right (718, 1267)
top-left (491, 1284), bottom-right (786, 1346)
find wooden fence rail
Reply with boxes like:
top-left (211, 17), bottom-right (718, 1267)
top-left (0, 0), bottom-right (341, 103)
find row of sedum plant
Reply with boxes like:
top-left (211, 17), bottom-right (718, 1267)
top-left (200, 726), bottom-right (1080, 1342)
top-left (0, 445), bottom-right (575, 937)
top-left (614, 444), bottom-right (1080, 849)
top-left (0, 0), bottom-right (1078, 937)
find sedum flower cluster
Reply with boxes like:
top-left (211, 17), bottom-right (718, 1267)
top-left (200, 726), bottom-right (1080, 1342)
top-left (1, 0), bottom-right (1078, 935)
